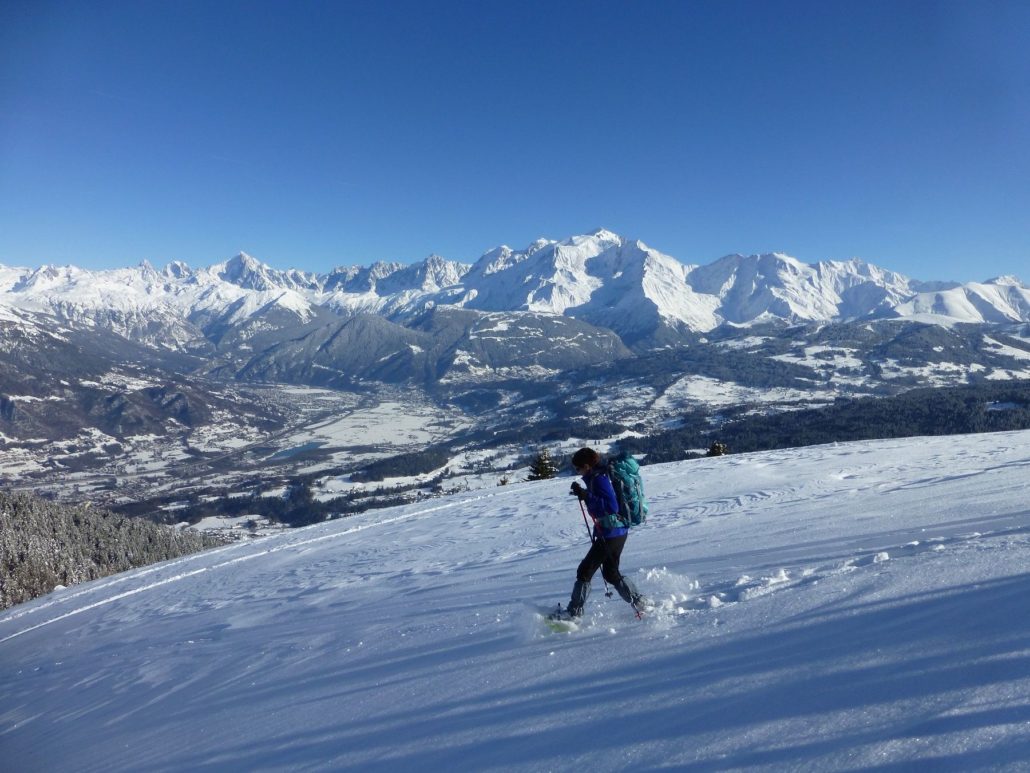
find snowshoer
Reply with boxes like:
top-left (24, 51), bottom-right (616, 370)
top-left (552, 447), bottom-right (650, 620)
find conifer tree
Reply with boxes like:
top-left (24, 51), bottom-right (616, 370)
top-left (0, 490), bottom-right (223, 610)
top-left (526, 449), bottom-right (559, 481)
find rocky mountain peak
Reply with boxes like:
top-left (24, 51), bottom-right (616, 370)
top-left (2, 232), bottom-right (1029, 355)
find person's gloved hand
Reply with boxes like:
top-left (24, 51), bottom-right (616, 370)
top-left (569, 482), bottom-right (587, 501)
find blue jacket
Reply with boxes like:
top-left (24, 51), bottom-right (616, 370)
top-left (582, 465), bottom-right (628, 539)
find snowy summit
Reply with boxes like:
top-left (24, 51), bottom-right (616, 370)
top-left (2, 231), bottom-right (1030, 354)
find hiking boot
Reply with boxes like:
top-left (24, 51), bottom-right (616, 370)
top-left (548, 604), bottom-right (582, 621)
top-left (631, 594), bottom-right (654, 614)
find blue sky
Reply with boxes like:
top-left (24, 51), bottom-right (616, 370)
top-left (1, 0), bottom-right (1028, 282)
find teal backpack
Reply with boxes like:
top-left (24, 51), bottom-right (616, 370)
top-left (606, 452), bottom-right (648, 527)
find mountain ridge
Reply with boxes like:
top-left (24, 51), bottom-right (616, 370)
top-left (4, 230), bottom-right (1026, 337)
top-left (2, 231), bottom-right (1029, 381)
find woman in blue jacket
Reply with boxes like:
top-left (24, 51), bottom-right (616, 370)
top-left (555, 447), bottom-right (649, 619)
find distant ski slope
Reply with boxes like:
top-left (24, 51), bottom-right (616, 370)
top-left (2, 431), bottom-right (1029, 771)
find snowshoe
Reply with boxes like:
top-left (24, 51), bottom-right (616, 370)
top-left (544, 604), bottom-right (582, 632)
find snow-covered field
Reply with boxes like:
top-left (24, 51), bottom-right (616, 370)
top-left (2, 431), bottom-right (1029, 771)
top-left (281, 398), bottom-right (471, 459)
top-left (651, 374), bottom-right (836, 413)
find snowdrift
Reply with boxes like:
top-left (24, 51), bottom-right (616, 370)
top-left (2, 431), bottom-right (1029, 771)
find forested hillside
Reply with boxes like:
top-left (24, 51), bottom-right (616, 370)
top-left (0, 491), bottom-right (223, 610)
top-left (624, 380), bottom-right (1030, 462)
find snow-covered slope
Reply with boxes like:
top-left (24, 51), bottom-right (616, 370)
top-left (687, 252), bottom-right (916, 325)
top-left (895, 276), bottom-right (1030, 325)
top-left (3, 431), bottom-right (1029, 771)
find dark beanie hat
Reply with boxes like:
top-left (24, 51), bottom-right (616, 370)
top-left (571, 447), bottom-right (600, 469)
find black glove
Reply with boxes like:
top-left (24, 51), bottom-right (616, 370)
top-left (569, 482), bottom-right (587, 501)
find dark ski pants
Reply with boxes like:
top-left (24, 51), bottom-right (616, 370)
top-left (577, 534), bottom-right (627, 585)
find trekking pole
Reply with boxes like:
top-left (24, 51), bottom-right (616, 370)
top-left (578, 499), bottom-right (613, 599)
top-left (578, 499), bottom-right (593, 540)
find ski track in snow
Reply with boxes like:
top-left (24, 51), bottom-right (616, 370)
top-left (2, 432), bottom-right (1030, 771)
top-left (0, 493), bottom-right (518, 643)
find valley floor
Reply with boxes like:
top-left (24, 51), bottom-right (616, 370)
top-left (2, 430), bottom-right (1029, 771)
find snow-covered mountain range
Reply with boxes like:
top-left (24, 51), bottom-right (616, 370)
top-left (3, 230), bottom-right (1030, 507)
top-left (4, 430), bottom-right (1029, 770)
top-left (2, 229), bottom-right (1028, 354)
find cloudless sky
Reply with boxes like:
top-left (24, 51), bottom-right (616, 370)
top-left (1, 0), bottom-right (1028, 281)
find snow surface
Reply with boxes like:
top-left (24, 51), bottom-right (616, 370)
top-left (651, 374), bottom-right (833, 413)
top-left (2, 431), bottom-right (1030, 771)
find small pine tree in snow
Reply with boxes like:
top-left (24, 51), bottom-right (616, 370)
top-left (526, 449), bottom-right (559, 481)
